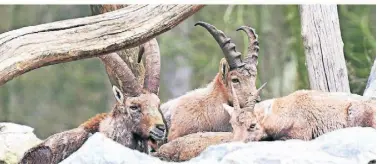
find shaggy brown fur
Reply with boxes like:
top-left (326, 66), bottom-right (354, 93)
top-left (155, 132), bottom-right (233, 161)
top-left (79, 113), bottom-right (108, 134)
top-left (250, 90), bottom-right (376, 141)
top-left (164, 72), bottom-right (231, 141)
top-left (20, 128), bottom-right (90, 164)
top-left (99, 93), bottom-right (164, 152)
top-left (162, 23), bottom-right (261, 141)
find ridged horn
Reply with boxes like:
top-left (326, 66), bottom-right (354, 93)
top-left (230, 83), bottom-right (241, 111)
top-left (141, 38), bottom-right (161, 94)
top-left (246, 82), bottom-right (267, 111)
top-left (195, 21), bottom-right (244, 70)
top-left (99, 53), bottom-right (142, 97)
top-left (236, 26), bottom-right (259, 68)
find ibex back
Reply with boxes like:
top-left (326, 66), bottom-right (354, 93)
top-left (249, 90), bottom-right (376, 141)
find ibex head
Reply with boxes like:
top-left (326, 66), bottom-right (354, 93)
top-left (100, 39), bottom-right (166, 143)
top-left (223, 82), bottom-right (266, 142)
top-left (195, 22), bottom-right (261, 108)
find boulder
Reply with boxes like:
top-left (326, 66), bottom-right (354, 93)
top-left (193, 127), bottom-right (376, 164)
top-left (0, 123), bottom-right (41, 164)
top-left (60, 127), bottom-right (376, 164)
top-left (59, 132), bottom-right (165, 164)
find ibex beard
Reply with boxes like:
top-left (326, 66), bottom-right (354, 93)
top-left (99, 91), bottom-right (166, 152)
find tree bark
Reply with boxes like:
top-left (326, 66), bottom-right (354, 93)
top-left (363, 59), bottom-right (376, 98)
top-left (299, 5), bottom-right (350, 93)
top-left (0, 5), bottom-right (204, 86)
top-left (90, 5), bottom-right (146, 86)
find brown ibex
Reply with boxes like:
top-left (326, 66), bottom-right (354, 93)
top-left (247, 90), bottom-right (376, 141)
top-left (155, 88), bottom-right (375, 162)
top-left (161, 22), bottom-right (261, 141)
top-left (154, 82), bottom-right (266, 162)
top-left (19, 38), bottom-right (167, 164)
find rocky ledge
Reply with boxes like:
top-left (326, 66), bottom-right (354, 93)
top-left (0, 122), bottom-right (375, 164)
top-left (0, 123), bottom-right (41, 164)
top-left (61, 127), bottom-right (375, 164)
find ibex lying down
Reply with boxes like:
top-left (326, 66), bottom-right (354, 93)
top-left (155, 88), bottom-right (376, 162)
top-left (20, 39), bottom-right (167, 164)
top-left (249, 90), bottom-right (376, 141)
top-left (154, 82), bottom-right (266, 162)
top-left (162, 22), bottom-right (261, 141)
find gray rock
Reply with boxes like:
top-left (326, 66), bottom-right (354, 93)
top-left (59, 133), bottom-right (165, 164)
top-left (60, 127), bottom-right (376, 164)
top-left (0, 122), bottom-right (41, 164)
top-left (193, 127), bottom-right (376, 164)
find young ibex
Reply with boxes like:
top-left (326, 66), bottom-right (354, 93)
top-left (155, 88), bottom-right (375, 162)
top-left (248, 90), bottom-right (376, 141)
top-left (162, 22), bottom-right (261, 141)
top-left (20, 38), bottom-right (167, 164)
top-left (154, 82), bottom-right (266, 162)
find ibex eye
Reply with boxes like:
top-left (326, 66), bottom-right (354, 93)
top-left (130, 105), bottom-right (139, 111)
top-left (249, 124), bottom-right (256, 129)
top-left (231, 78), bottom-right (240, 83)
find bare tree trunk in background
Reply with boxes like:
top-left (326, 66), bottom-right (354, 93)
top-left (299, 5), bottom-right (350, 93)
top-left (363, 59), bottom-right (376, 98)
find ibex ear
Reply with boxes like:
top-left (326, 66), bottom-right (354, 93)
top-left (222, 103), bottom-right (234, 115)
top-left (112, 85), bottom-right (124, 104)
top-left (219, 58), bottom-right (229, 82)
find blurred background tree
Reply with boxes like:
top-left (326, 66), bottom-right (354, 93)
top-left (0, 5), bottom-right (375, 138)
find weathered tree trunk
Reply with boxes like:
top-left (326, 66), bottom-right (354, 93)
top-left (363, 59), bottom-right (376, 98)
top-left (299, 5), bottom-right (350, 93)
top-left (0, 5), bottom-right (204, 86)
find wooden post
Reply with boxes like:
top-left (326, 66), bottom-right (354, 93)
top-left (299, 5), bottom-right (350, 93)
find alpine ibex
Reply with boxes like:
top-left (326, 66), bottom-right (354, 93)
top-left (155, 88), bottom-right (375, 162)
top-left (19, 38), bottom-right (167, 164)
top-left (154, 82), bottom-right (266, 162)
top-left (247, 90), bottom-right (376, 141)
top-left (162, 22), bottom-right (261, 141)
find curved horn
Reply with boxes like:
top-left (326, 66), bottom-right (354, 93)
top-left (141, 38), bottom-right (161, 94)
top-left (236, 26), bottom-right (259, 68)
top-left (99, 53), bottom-right (142, 97)
top-left (255, 82), bottom-right (267, 96)
top-left (246, 82), bottom-right (267, 111)
top-left (230, 83), bottom-right (241, 111)
top-left (195, 21), bottom-right (244, 70)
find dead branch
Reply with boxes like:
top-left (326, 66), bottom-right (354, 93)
top-left (0, 5), bottom-right (204, 86)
